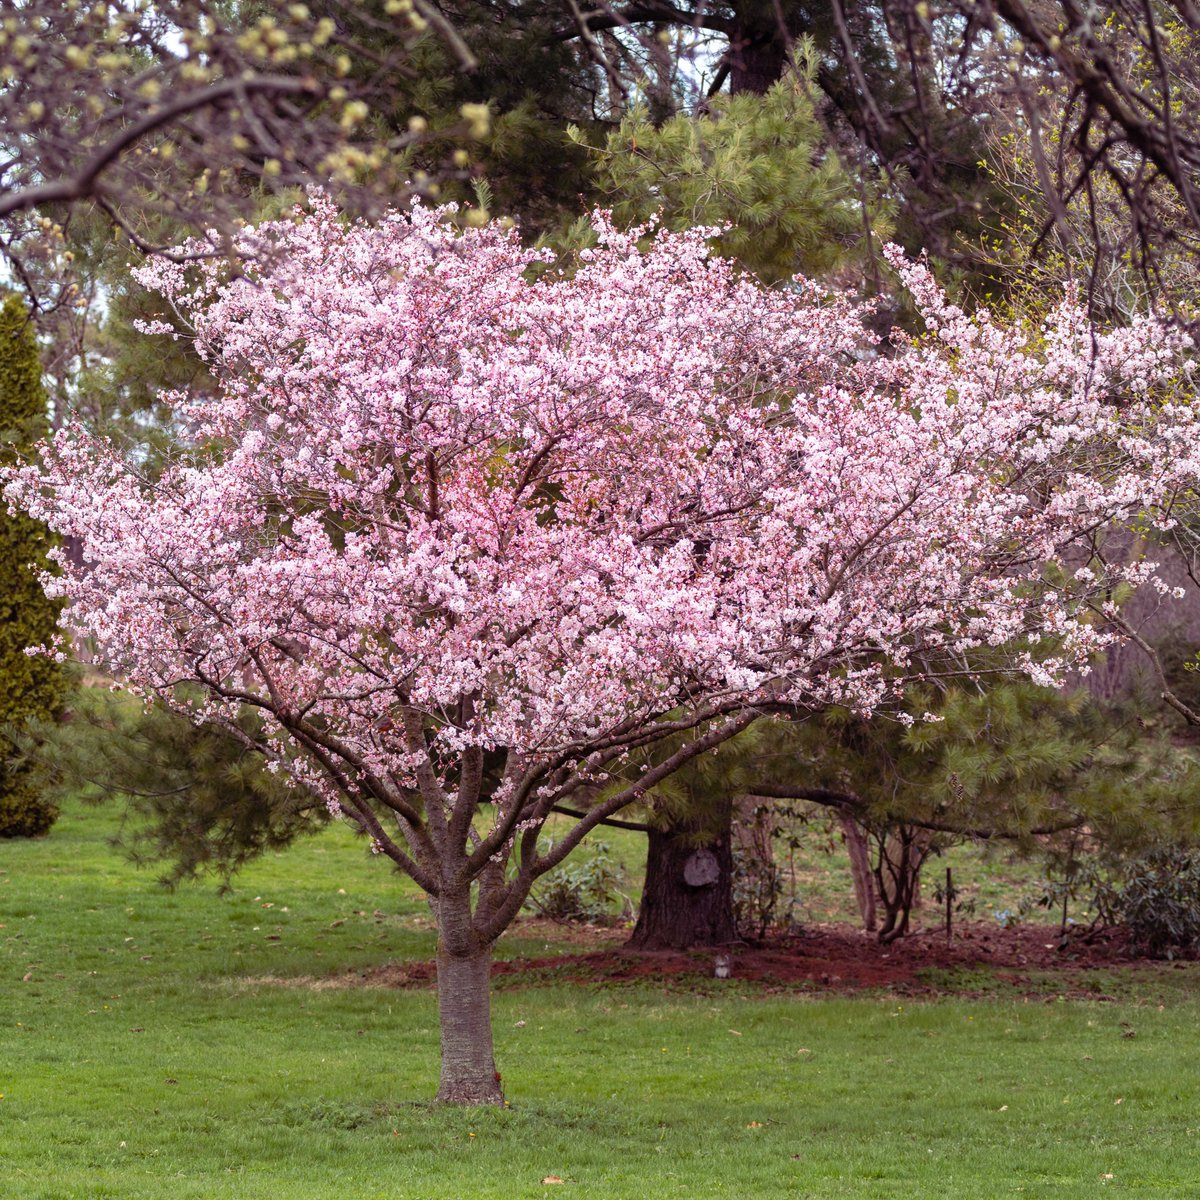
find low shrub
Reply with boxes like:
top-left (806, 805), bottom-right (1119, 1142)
top-left (1118, 849), bottom-right (1200, 958)
top-left (525, 840), bottom-right (628, 924)
top-left (0, 767), bottom-right (58, 837)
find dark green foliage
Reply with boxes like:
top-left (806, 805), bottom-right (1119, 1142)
top-left (0, 293), bottom-right (68, 837)
top-left (525, 840), bottom-right (628, 925)
top-left (782, 682), bottom-right (1199, 848)
top-left (1032, 847), bottom-right (1200, 957)
top-left (1115, 849), bottom-right (1200, 957)
top-left (759, 681), bottom-right (1200, 938)
top-left (628, 722), bottom-right (768, 841)
top-left (29, 687), bottom-right (328, 885)
top-left (57, 209), bottom-right (216, 443)
top-left (557, 66), bottom-right (877, 285)
top-left (327, 3), bottom-right (599, 237)
top-left (0, 766), bottom-right (59, 837)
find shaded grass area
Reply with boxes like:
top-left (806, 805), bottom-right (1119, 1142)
top-left (3, 800), bottom-right (1199, 1198)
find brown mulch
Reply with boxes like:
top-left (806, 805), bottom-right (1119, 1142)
top-left (342, 920), bottom-right (1198, 999)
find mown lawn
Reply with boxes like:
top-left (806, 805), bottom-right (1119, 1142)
top-left (3, 799), bottom-right (1198, 1199)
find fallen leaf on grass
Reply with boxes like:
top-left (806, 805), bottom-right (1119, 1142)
top-left (21, 972), bottom-right (32, 982)
top-left (541, 1176), bottom-right (564, 1185)
top-left (747, 1121), bottom-right (764, 1128)
top-left (1114, 1097), bottom-right (1124, 1105)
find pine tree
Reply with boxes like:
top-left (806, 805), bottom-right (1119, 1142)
top-left (754, 682), bottom-right (1200, 940)
top-left (564, 65), bottom-right (877, 285)
top-left (29, 688), bottom-right (329, 885)
top-left (0, 294), bottom-right (68, 836)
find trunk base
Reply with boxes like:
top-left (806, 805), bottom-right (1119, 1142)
top-left (436, 945), bottom-right (503, 1106)
top-left (435, 1078), bottom-right (504, 1106)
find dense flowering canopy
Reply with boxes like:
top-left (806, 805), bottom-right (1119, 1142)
top-left (7, 197), bottom-right (1199, 914)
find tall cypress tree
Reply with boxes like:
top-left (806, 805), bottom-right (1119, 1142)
top-left (0, 294), bottom-right (68, 836)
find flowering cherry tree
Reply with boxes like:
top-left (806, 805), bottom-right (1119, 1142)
top-left (7, 196), bottom-right (1199, 1104)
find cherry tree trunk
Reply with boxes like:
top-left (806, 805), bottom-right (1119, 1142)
top-left (628, 817), bottom-right (738, 951)
top-left (435, 896), bottom-right (502, 1105)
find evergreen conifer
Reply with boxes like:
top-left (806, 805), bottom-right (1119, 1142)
top-left (0, 294), bottom-right (68, 836)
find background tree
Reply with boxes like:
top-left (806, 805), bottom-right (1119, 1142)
top-left (0, 0), bottom-right (480, 313)
top-left (754, 683), bottom-right (1200, 941)
top-left (559, 64), bottom-right (876, 284)
top-left (484, 1), bottom-right (1200, 306)
top-left (0, 295), bottom-right (70, 837)
top-left (612, 724), bottom-right (767, 950)
top-left (24, 686), bottom-right (328, 885)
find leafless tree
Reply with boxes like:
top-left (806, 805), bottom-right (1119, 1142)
top-left (0, 0), bottom-right (479, 311)
top-left (523, 1), bottom-right (1200, 301)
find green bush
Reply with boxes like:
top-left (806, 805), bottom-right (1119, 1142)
top-left (525, 840), bottom-right (628, 924)
top-left (1118, 849), bottom-right (1200, 958)
top-left (0, 771), bottom-right (58, 837)
top-left (0, 293), bottom-right (69, 837)
top-left (1028, 847), bottom-right (1200, 958)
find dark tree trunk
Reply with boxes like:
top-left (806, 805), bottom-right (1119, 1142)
top-left (434, 893), bottom-right (503, 1105)
top-left (874, 826), bottom-right (930, 945)
top-left (839, 814), bottom-right (877, 933)
top-left (628, 814), bottom-right (738, 950)
top-left (728, 0), bottom-right (805, 95)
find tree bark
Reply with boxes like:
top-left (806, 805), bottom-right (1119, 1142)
top-left (435, 946), bottom-right (502, 1105)
top-left (839, 814), bottom-right (877, 933)
top-left (728, 0), bottom-right (804, 95)
top-left (628, 817), bottom-right (738, 950)
top-left (434, 893), bottom-right (503, 1105)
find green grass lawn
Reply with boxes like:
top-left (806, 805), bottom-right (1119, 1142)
top-left (3, 799), bottom-right (1199, 1199)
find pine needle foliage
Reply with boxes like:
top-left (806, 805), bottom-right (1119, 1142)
top-left (617, 721), bottom-right (770, 841)
top-left (28, 688), bottom-right (328, 886)
top-left (561, 60), bottom-right (882, 285)
top-left (0, 294), bottom-right (68, 837)
top-left (773, 682), bottom-right (1200, 853)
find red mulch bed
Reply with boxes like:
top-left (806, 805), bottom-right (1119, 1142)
top-left (350, 920), bottom-right (1197, 998)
